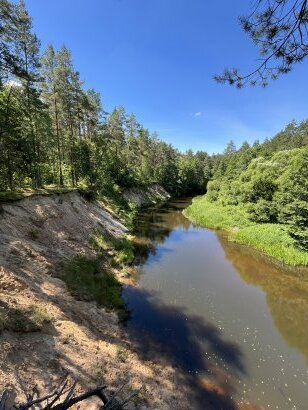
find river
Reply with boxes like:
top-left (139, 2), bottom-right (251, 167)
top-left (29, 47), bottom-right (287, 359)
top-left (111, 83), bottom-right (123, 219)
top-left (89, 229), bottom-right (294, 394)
top-left (122, 198), bottom-right (308, 409)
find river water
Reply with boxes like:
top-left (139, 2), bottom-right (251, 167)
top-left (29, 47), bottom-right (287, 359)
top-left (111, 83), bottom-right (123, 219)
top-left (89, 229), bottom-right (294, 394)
top-left (123, 198), bottom-right (308, 409)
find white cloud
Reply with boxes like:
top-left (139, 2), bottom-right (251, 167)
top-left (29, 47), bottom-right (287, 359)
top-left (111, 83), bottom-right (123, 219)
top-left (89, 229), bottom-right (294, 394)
top-left (194, 112), bottom-right (202, 117)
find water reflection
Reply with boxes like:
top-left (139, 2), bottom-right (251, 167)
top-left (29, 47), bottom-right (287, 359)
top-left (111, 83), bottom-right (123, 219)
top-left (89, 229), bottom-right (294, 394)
top-left (218, 236), bottom-right (308, 362)
top-left (125, 198), bottom-right (308, 409)
top-left (133, 199), bottom-right (192, 243)
top-left (133, 199), bottom-right (193, 266)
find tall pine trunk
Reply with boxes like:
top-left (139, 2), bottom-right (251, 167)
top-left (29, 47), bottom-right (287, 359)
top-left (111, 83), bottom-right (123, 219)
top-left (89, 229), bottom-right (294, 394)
top-left (54, 97), bottom-right (64, 186)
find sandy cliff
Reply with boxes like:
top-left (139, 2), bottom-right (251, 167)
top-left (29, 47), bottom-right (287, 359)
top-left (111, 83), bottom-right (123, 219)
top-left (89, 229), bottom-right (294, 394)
top-left (0, 191), bottom-right (186, 409)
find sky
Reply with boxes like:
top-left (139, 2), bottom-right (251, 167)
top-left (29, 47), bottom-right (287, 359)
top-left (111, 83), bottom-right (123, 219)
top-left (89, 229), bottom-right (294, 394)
top-left (24, 0), bottom-right (308, 153)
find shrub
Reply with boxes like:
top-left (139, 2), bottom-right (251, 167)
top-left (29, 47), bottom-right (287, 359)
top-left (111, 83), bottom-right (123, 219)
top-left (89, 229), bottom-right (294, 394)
top-left (248, 199), bottom-right (278, 223)
top-left (206, 180), bottom-right (221, 202)
top-left (276, 148), bottom-right (308, 250)
top-left (249, 178), bottom-right (277, 202)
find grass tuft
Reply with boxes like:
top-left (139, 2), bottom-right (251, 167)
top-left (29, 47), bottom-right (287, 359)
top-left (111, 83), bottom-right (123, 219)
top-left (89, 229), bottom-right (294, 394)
top-left (0, 304), bottom-right (51, 333)
top-left (56, 255), bottom-right (124, 310)
top-left (92, 233), bottom-right (135, 265)
top-left (29, 228), bottom-right (39, 240)
top-left (116, 345), bottom-right (129, 362)
top-left (231, 224), bottom-right (308, 266)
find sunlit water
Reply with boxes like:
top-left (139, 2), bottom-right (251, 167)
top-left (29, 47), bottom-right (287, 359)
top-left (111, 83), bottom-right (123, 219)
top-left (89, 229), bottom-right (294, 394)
top-left (123, 199), bottom-right (308, 409)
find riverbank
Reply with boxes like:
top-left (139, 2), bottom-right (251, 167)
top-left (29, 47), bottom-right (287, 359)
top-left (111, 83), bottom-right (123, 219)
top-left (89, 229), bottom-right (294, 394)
top-left (0, 190), bottom-right (189, 409)
top-left (123, 184), bottom-right (170, 209)
top-left (184, 195), bottom-right (308, 266)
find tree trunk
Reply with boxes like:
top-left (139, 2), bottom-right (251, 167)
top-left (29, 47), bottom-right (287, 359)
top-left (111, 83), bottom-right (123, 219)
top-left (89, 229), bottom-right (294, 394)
top-left (54, 98), bottom-right (64, 186)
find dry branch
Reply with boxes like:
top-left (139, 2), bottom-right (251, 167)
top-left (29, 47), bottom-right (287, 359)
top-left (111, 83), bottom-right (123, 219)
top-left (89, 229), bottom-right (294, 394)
top-left (0, 377), bottom-right (139, 410)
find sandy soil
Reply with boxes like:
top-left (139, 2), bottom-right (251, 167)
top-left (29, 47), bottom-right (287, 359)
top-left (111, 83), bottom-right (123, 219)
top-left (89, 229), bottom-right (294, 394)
top-left (0, 192), bottom-right (188, 409)
top-left (123, 184), bottom-right (170, 209)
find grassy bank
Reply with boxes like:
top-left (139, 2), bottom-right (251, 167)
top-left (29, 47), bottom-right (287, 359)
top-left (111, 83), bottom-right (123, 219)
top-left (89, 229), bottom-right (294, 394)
top-left (55, 255), bottom-right (125, 311)
top-left (184, 195), bottom-right (308, 266)
top-left (91, 232), bottom-right (135, 265)
top-left (0, 304), bottom-right (51, 333)
top-left (53, 233), bottom-right (137, 316)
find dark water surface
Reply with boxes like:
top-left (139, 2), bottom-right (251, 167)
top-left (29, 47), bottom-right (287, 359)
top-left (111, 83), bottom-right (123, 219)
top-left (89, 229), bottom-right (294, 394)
top-left (123, 199), bottom-right (308, 409)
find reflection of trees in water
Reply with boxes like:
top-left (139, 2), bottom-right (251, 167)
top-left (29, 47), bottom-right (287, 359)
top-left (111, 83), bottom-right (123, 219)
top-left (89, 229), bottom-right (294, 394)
top-left (218, 236), bottom-right (308, 361)
top-left (128, 200), bottom-right (250, 408)
top-left (133, 200), bottom-right (193, 265)
top-left (123, 286), bottom-right (245, 409)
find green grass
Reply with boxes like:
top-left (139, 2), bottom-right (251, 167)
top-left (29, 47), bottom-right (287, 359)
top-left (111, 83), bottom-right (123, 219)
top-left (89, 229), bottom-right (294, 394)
top-left (185, 195), bottom-right (308, 266)
top-left (231, 224), bottom-right (308, 266)
top-left (29, 228), bottom-right (40, 240)
top-left (116, 345), bottom-right (129, 362)
top-left (0, 304), bottom-right (51, 333)
top-left (97, 184), bottom-right (137, 228)
top-left (56, 255), bottom-right (124, 310)
top-left (184, 195), bottom-right (252, 229)
top-left (92, 232), bottom-right (135, 265)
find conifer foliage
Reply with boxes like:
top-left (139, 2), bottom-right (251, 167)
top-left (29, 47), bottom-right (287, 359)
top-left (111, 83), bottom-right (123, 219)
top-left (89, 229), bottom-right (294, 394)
top-left (0, 0), bottom-right (210, 196)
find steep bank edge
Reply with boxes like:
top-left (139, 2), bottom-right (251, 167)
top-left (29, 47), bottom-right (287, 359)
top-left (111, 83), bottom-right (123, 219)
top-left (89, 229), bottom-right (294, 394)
top-left (0, 191), bottom-right (188, 409)
top-left (123, 184), bottom-right (171, 209)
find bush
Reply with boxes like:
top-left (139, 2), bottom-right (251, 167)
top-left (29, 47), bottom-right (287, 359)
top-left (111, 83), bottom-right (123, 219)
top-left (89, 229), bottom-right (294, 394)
top-left (249, 178), bottom-right (277, 202)
top-left (248, 199), bottom-right (278, 223)
top-left (276, 148), bottom-right (308, 250)
top-left (206, 180), bottom-right (221, 202)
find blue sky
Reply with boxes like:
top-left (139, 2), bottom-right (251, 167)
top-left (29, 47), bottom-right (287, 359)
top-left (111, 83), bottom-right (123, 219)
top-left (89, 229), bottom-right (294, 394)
top-left (25, 0), bottom-right (308, 153)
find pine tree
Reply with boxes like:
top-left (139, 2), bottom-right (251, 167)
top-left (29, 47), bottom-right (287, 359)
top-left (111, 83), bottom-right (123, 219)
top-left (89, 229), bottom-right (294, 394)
top-left (41, 44), bottom-right (64, 185)
top-left (14, 0), bottom-right (43, 187)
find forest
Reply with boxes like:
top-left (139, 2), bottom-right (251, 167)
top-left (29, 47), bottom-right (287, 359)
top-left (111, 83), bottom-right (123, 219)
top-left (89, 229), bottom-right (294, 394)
top-left (0, 0), bottom-right (210, 199)
top-left (1, 0), bottom-right (308, 262)
top-left (185, 121), bottom-right (308, 265)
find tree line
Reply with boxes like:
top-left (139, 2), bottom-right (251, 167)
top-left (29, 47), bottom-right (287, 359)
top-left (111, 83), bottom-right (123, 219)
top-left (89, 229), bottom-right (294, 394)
top-left (0, 0), bottom-right (210, 197)
top-left (206, 120), bottom-right (308, 251)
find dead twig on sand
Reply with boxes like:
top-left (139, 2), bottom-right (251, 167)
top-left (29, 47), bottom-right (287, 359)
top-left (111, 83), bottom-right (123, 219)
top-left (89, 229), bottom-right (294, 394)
top-left (0, 377), bottom-right (139, 410)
